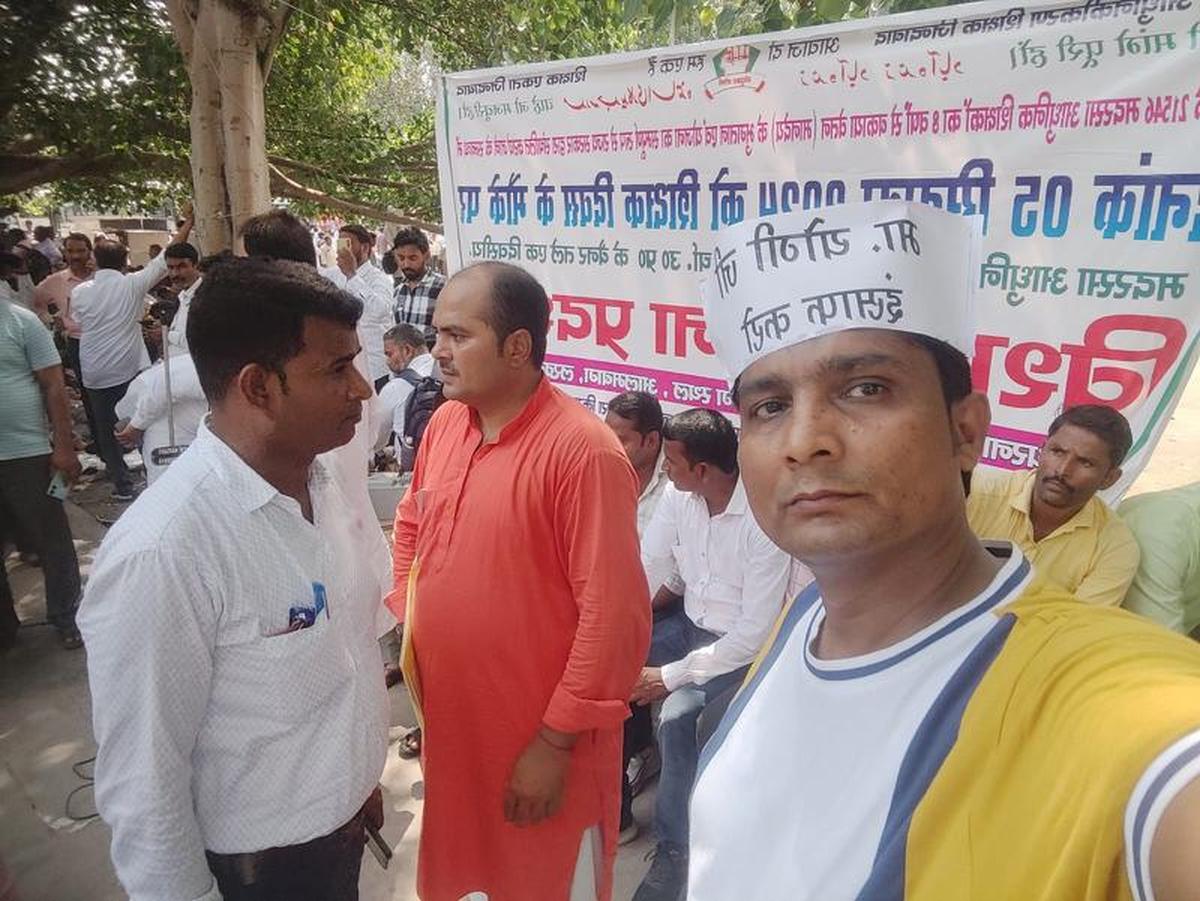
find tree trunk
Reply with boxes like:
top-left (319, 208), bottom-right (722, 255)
top-left (189, 2), bottom-right (232, 253)
top-left (167, 0), bottom-right (283, 255)
top-left (212, 2), bottom-right (271, 250)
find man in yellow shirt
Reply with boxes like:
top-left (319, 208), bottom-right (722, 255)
top-left (967, 404), bottom-right (1139, 606)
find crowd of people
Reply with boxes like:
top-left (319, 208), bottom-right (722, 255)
top-left (2, 199), bottom-right (1200, 901)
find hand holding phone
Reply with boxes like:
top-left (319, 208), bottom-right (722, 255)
top-left (47, 471), bottom-right (69, 501)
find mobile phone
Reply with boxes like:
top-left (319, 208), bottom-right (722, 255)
top-left (338, 236), bottom-right (352, 253)
top-left (47, 471), bottom-right (68, 500)
top-left (365, 823), bottom-right (392, 869)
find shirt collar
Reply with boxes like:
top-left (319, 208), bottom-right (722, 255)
top-left (724, 479), bottom-right (749, 517)
top-left (406, 268), bottom-right (439, 289)
top-left (639, 450), bottom-right (668, 503)
top-left (92, 268), bottom-right (123, 283)
top-left (1010, 467), bottom-right (1099, 537)
top-left (470, 375), bottom-right (553, 445)
top-left (691, 478), bottom-right (749, 518)
top-left (195, 418), bottom-right (330, 514)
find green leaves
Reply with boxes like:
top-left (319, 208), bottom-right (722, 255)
top-left (815, 0), bottom-right (852, 21)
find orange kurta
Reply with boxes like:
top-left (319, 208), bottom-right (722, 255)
top-left (389, 377), bottom-right (651, 901)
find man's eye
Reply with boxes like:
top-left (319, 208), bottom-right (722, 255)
top-left (845, 382), bottom-right (886, 398)
top-left (749, 399), bottom-right (788, 420)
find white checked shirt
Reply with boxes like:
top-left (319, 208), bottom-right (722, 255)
top-left (642, 481), bottom-right (793, 691)
top-left (321, 263), bottom-right (395, 383)
top-left (393, 268), bottom-right (445, 339)
top-left (78, 422), bottom-right (392, 901)
top-left (71, 254), bottom-right (166, 389)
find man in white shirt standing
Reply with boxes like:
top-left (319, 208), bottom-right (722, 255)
top-left (632, 407), bottom-right (792, 901)
top-left (71, 217), bottom-right (192, 500)
top-left (373, 322), bottom-right (434, 458)
top-left (78, 258), bottom-right (390, 901)
top-left (322, 223), bottom-right (394, 393)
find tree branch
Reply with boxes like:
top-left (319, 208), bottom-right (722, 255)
top-left (163, 0), bottom-right (197, 66)
top-left (0, 150), bottom-right (187, 195)
top-left (268, 163), bottom-right (443, 232)
top-left (260, 3), bottom-right (294, 81)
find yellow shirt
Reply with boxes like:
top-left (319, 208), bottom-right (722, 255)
top-left (967, 469), bottom-right (1139, 607)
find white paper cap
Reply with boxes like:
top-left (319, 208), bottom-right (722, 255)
top-left (701, 200), bottom-right (978, 379)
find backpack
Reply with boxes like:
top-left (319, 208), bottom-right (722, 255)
top-left (399, 373), bottom-right (445, 471)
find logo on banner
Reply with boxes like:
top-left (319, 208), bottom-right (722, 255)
top-left (705, 45), bottom-right (766, 98)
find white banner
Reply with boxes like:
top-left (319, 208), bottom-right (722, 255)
top-left (434, 0), bottom-right (1200, 494)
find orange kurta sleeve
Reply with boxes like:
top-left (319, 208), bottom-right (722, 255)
top-left (388, 428), bottom-right (433, 622)
top-left (542, 446), bottom-right (652, 735)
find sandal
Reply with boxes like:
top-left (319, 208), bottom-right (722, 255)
top-left (398, 728), bottom-right (422, 760)
top-left (59, 627), bottom-right (84, 650)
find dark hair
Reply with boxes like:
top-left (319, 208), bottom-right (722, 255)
top-left (392, 227), bottom-right (429, 254)
top-left (608, 391), bottom-right (663, 437)
top-left (0, 251), bottom-right (20, 270)
top-left (662, 408), bottom-right (738, 474)
top-left (339, 224), bottom-right (373, 246)
top-left (93, 240), bottom-right (128, 271)
top-left (240, 209), bottom-right (317, 266)
top-left (3, 228), bottom-right (25, 249)
top-left (64, 232), bottom-right (92, 251)
top-left (461, 262), bottom-right (550, 367)
top-left (380, 250), bottom-right (397, 276)
top-left (1048, 404), bottom-right (1132, 467)
top-left (187, 258), bottom-right (362, 402)
top-left (384, 322), bottom-right (426, 349)
top-left (902, 333), bottom-right (973, 410)
top-left (34, 226), bottom-right (54, 242)
top-left (163, 241), bottom-right (199, 263)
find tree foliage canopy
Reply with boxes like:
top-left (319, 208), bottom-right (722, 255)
top-left (0, 0), bottom-right (963, 225)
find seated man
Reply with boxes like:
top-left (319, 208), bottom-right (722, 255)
top-left (372, 323), bottom-right (434, 461)
top-left (632, 408), bottom-right (792, 901)
top-left (114, 351), bottom-right (208, 485)
top-left (967, 404), bottom-right (1139, 606)
top-left (605, 390), bottom-right (669, 538)
top-left (1119, 482), bottom-right (1200, 638)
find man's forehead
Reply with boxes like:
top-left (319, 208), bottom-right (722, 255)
top-left (738, 330), bottom-right (919, 387)
top-left (435, 275), bottom-right (489, 321)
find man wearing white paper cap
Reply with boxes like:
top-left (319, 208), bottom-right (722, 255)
top-left (687, 201), bottom-right (1200, 901)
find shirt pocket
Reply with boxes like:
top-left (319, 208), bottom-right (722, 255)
top-left (243, 617), bottom-right (351, 724)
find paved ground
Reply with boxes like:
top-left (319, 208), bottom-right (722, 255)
top-left (3, 371), bottom-right (1198, 900)
top-left (0, 493), bottom-right (656, 901)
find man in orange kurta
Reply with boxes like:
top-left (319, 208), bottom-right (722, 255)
top-left (389, 262), bottom-right (651, 901)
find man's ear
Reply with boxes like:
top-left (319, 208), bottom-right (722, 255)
top-left (503, 328), bottom-right (533, 368)
top-left (233, 363), bottom-right (282, 415)
top-left (1100, 465), bottom-right (1123, 491)
top-left (950, 391), bottom-right (992, 474)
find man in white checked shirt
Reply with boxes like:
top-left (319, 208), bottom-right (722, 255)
top-left (78, 259), bottom-right (392, 901)
top-left (391, 226), bottom-right (444, 345)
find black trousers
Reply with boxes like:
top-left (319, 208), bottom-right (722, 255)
top-left (65, 337), bottom-right (100, 449)
top-left (0, 455), bottom-right (82, 635)
top-left (85, 380), bottom-right (133, 494)
top-left (206, 809), bottom-right (367, 901)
